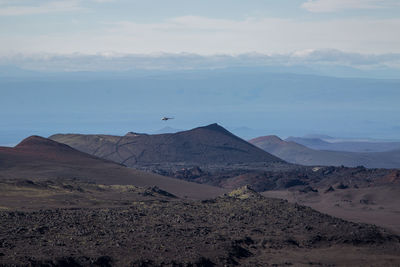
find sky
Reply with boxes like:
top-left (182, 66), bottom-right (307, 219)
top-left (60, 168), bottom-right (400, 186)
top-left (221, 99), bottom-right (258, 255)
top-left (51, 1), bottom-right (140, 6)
top-left (0, 0), bottom-right (399, 56)
top-left (0, 0), bottom-right (399, 145)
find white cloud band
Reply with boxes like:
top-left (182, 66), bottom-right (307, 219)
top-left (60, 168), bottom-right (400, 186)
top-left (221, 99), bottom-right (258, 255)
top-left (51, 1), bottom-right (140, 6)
top-left (1, 50), bottom-right (400, 73)
top-left (302, 0), bottom-right (400, 13)
top-left (1, 16), bottom-right (399, 55)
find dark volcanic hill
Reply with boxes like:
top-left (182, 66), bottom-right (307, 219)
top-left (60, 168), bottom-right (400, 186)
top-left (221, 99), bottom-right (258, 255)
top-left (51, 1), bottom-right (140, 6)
top-left (0, 136), bottom-right (226, 199)
top-left (50, 124), bottom-right (284, 167)
top-left (250, 135), bottom-right (400, 169)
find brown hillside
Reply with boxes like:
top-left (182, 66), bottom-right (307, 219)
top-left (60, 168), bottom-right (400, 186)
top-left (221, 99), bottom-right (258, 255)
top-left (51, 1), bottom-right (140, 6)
top-left (0, 136), bottom-right (226, 199)
top-left (50, 123), bottom-right (284, 167)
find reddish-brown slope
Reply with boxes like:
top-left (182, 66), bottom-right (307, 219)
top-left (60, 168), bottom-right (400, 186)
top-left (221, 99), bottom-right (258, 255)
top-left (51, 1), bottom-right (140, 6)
top-left (0, 136), bottom-right (114, 165)
top-left (0, 136), bottom-right (227, 199)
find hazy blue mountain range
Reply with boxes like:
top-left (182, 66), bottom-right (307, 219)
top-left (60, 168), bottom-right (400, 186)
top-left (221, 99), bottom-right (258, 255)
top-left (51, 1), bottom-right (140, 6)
top-left (250, 135), bottom-right (400, 169)
top-left (285, 137), bottom-right (400, 152)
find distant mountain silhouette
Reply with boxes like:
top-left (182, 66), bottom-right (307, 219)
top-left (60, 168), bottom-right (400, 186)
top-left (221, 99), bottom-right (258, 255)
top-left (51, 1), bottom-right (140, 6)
top-left (286, 136), bottom-right (400, 152)
top-left (50, 124), bottom-right (284, 167)
top-left (250, 135), bottom-right (400, 169)
top-left (0, 136), bottom-right (226, 199)
top-left (302, 134), bottom-right (334, 139)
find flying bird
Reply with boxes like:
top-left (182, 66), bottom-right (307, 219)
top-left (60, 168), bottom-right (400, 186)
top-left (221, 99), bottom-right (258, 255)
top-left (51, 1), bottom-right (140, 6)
top-left (162, 117), bottom-right (174, 121)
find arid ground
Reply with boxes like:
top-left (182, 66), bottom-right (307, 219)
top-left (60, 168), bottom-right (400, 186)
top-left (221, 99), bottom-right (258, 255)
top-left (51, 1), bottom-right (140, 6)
top-left (1, 128), bottom-right (400, 266)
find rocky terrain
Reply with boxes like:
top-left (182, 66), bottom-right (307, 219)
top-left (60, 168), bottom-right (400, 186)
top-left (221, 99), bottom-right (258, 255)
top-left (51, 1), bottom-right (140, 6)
top-left (0, 178), bottom-right (179, 211)
top-left (148, 164), bottom-right (397, 192)
top-left (49, 125), bottom-right (399, 192)
top-left (2, 131), bottom-right (400, 266)
top-left (1, 186), bottom-right (400, 266)
top-left (263, 184), bottom-right (400, 234)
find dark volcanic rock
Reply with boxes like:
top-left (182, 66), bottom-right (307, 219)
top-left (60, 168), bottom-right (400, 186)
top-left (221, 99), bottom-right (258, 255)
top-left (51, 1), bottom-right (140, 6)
top-left (147, 186), bottom-right (177, 198)
top-left (283, 179), bottom-right (308, 188)
top-left (325, 186), bottom-right (335, 193)
top-left (0, 195), bottom-right (399, 266)
top-left (50, 124), bottom-right (284, 167)
top-left (300, 186), bottom-right (318, 193)
top-left (174, 166), bottom-right (205, 180)
top-left (336, 183), bottom-right (349, 189)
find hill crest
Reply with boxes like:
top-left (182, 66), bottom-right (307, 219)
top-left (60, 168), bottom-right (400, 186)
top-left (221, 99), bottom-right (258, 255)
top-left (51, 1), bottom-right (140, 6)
top-left (15, 135), bottom-right (73, 151)
top-left (0, 136), bottom-right (227, 200)
top-left (50, 123), bottom-right (285, 167)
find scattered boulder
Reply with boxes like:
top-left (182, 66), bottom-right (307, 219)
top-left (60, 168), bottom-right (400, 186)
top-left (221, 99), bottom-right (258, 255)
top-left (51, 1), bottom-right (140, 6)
top-left (174, 166), bottom-right (205, 180)
top-left (312, 167), bottom-right (323, 172)
top-left (145, 186), bottom-right (177, 198)
top-left (324, 186), bottom-right (335, 193)
top-left (360, 199), bottom-right (374, 205)
top-left (227, 185), bottom-right (262, 200)
top-left (93, 255), bottom-right (113, 267)
top-left (336, 183), bottom-right (349, 189)
top-left (284, 179), bottom-right (308, 188)
top-left (300, 186), bottom-right (318, 193)
top-left (194, 257), bottom-right (215, 267)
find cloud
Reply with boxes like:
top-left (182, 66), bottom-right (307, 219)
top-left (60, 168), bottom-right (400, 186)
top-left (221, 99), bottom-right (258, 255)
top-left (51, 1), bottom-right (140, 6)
top-left (0, 16), bottom-right (399, 55)
top-left (0, 0), bottom-right (113, 16)
top-left (0, 0), bottom-right (83, 16)
top-left (290, 49), bottom-right (400, 67)
top-left (1, 50), bottom-right (399, 74)
top-left (302, 0), bottom-right (400, 12)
